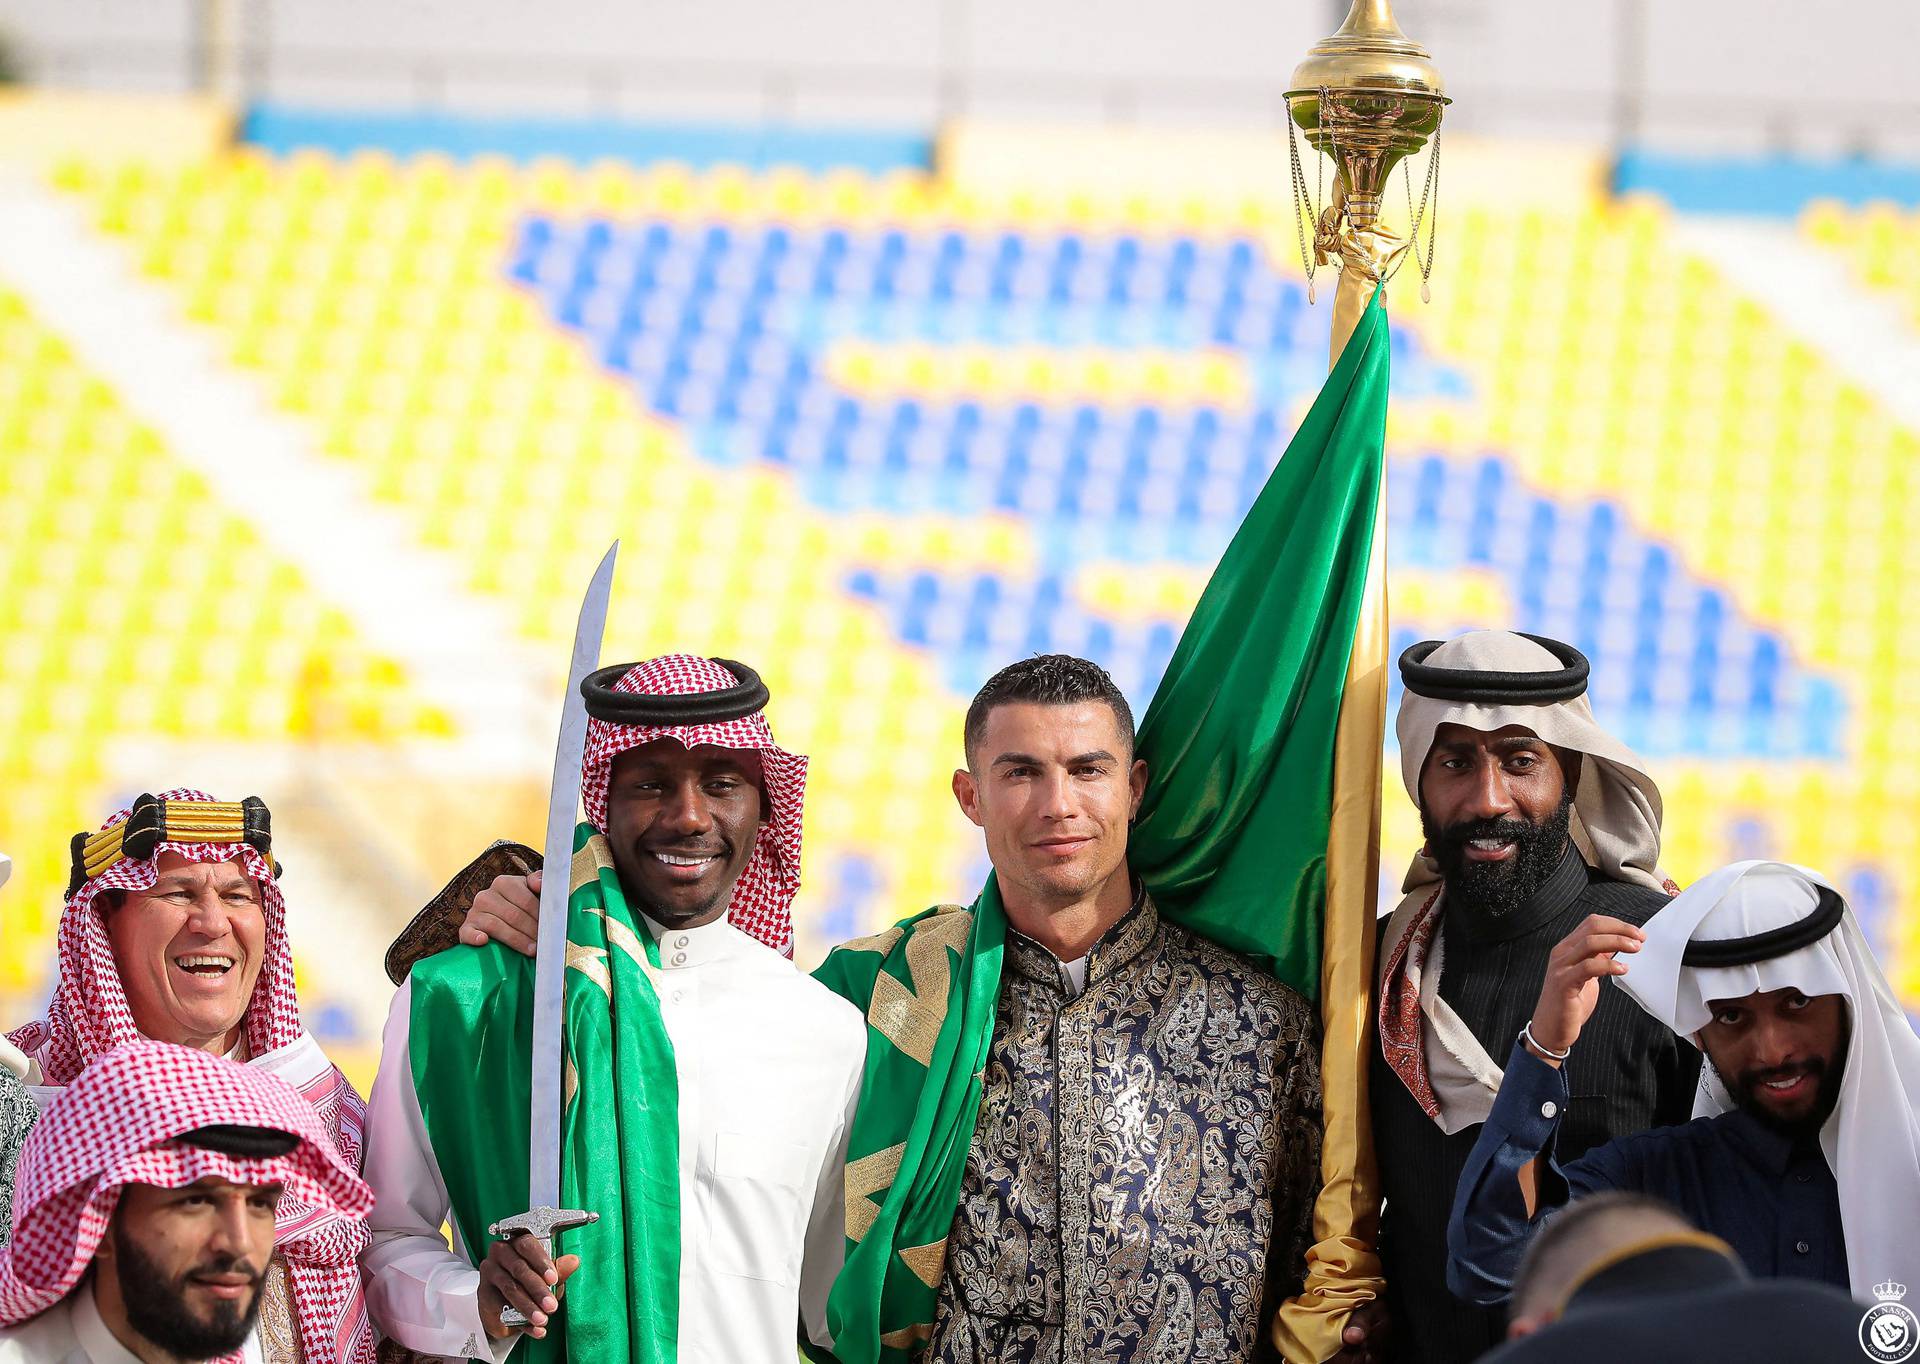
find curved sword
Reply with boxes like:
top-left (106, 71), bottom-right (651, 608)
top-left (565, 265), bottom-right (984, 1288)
top-left (497, 541), bottom-right (616, 1327)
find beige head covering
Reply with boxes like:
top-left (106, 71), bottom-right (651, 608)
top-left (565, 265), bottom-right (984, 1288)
top-left (1395, 629), bottom-right (1667, 895)
top-left (1379, 630), bottom-right (1673, 1132)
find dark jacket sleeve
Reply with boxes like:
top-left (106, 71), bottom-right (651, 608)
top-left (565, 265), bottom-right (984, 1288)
top-left (1445, 1040), bottom-right (1638, 1306)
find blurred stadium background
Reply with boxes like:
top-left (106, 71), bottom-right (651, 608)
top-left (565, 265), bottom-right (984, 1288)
top-left (0, 0), bottom-right (1916, 1087)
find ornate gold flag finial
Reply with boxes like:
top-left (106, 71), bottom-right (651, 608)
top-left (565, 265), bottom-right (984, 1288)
top-left (1285, 0), bottom-right (1449, 354)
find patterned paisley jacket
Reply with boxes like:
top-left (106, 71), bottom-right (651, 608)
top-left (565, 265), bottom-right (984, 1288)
top-left (927, 893), bottom-right (1322, 1364)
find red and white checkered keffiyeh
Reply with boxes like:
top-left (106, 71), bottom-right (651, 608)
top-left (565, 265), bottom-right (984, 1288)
top-left (0, 1041), bottom-right (373, 1364)
top-left (6, 790), bottom-right (374, 1363)
top-left (582, 656), bottom-right (808, 957)
top-left (10, 790), bottom-right (304, 1084)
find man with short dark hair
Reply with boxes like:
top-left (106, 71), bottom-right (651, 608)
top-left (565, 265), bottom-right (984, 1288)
top-left (811, 653), bottom-right (1325, 1364)
top-left (1449, 859), bottom-right (1920, 1303)
top-left (1504, 1191), bottom-right (1702, 1332)
top-left (1370, 631), bottom-right (1701, 1363)
top-left (1481, 1193), bottom-right (1862, 1361)
top-left (0, 1040), bottom-right (372, 1364)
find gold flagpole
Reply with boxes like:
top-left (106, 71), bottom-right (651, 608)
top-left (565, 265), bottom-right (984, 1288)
top-left (1273, 4), bottom-right (1446, 1358)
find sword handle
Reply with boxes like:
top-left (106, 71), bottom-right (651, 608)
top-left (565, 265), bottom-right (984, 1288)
top-left (489, 1209), bottom-right (596, 1332)
top-left (497, 1234), bottom-right (552, 1330)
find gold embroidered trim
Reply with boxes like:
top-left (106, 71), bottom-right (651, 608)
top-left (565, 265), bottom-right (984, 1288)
top-left (845, 1141), bottom-right (906, 1243)
top-left (868, 910), bottom-right (972, 1067)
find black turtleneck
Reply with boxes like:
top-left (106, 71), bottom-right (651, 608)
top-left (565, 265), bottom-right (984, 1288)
top-left (1371, 844), bottom-right (1703, 1364)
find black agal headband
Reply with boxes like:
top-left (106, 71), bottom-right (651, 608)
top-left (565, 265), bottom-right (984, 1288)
top-left (69, 793), bottom-right (280, 897)
top-left (1681, 884), bottom-right (1847, 969)
top-left (1398, 633), bottom-right (1591, 704)
top-left (581, 658), bottom-right (769, 726)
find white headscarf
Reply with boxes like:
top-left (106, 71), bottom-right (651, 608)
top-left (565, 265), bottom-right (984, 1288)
top-left (1395, 629), bottom-right (1668, 896)
top-left (1619, 860), bottom-right (1920, 1297)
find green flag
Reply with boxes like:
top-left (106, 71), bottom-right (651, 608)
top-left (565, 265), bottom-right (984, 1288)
top-left (1128, 286), bottom-right (1389, 998)
top-left (408, 825), bottom-right (682, 1363)
top-left (812, 290), bottom-right (1390, 1363)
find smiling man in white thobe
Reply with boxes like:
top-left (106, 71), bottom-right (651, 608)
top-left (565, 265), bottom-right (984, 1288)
top-left (360, 654), bottom-right (865, 1363)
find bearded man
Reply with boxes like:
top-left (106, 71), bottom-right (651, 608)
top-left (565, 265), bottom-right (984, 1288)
top-left (1370, 631), bottom-right (1701, 1362)
top-left (0, 1040), bottom-right (372, 1364)
top-left (362, 655), bottom-right (865, 1363)
top-left (1449, 859), bottom-right (1920, 1302)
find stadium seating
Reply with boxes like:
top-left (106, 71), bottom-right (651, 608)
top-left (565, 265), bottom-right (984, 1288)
top-left (1804, 199), bottom-right (1920, 325)
top-left (39, 149), bottom-right (1920, 998)
top-left (0, 280), bottom-right (446, 995)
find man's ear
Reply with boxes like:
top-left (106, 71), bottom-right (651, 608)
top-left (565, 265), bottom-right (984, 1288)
top-left (1128, 758), bottom-right (1148, 820)
top-left (952, 768), bottom-right (984, 828)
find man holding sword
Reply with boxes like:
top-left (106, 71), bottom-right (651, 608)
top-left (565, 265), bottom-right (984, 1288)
top-left (359, 550), bottom-right (866, 1363)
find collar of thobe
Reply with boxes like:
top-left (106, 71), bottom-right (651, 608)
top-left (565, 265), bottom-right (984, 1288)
top-left (1716, 1108), bottom-right (1823, 1179)
top-left (1444, 842), bottom-right (1589, 945)
top-left (1004, 882), bottom-right (1156, 996)
top-left (72, 1285), bottom-right (148, 1364)
top-left (638, 911), bottom-right (744, 970)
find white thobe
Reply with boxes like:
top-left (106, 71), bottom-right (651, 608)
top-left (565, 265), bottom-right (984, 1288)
top-left (0, 1283), bottom-right (266, 1364)
top-left (361, 911), bottom-right (866, 1363)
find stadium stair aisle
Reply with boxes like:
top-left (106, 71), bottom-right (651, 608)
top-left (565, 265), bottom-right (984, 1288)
top-left (57, 150), bottom-right (999, 961)
top-left (0, 283), bottom-right (448, 1019)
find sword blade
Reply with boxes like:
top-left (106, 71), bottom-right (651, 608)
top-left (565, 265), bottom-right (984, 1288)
top-left (526, 541), bottom-right (618, 1211)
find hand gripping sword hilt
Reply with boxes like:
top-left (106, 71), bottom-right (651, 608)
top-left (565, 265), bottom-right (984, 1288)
top-left (490, 1206), bottom-right (599, 1329)
top-left (489, 1206), bottom-right (599, 1242)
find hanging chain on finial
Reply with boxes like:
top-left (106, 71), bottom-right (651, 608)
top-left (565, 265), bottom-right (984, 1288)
top-left (1400, 119), bottom-right (1442, 303)
top-left (1283, 94), bottom-right (1321, 304)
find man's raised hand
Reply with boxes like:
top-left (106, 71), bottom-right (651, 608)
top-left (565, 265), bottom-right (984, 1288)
top-left (461, 869), bottom-right (542, 957)
top-left (1527, 913), bottom-right (1645, 1061)
top-left (478, 1232), bottom-right (579, 1339)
